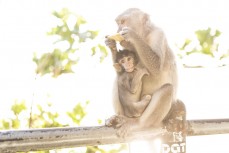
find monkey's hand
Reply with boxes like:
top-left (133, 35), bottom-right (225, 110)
top-left (120, 40), bottom-right (135, 51)
top-left (120, 27), bottom-right (139, 43)
top-left (105, 36), bottom-right (117, 51)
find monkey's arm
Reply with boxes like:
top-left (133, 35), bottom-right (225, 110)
top-left (113, 77), bottom-right (124, 115)
top-left (128, 66), bottom-right (149, 94)
top-left (118, 74), bottom-right (132, 93)
top-left (129, 72), bottom-right (145, 94)
top-left (105, 38), bottom-right (118, 63)
top-left (121, 27), bottom-right (166, 75)
top-left (128, 81), bottom-right (141, 94)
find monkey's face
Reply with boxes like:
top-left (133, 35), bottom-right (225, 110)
top-left (119, 56), bottom-right (135, 73)
top-left (115, 11), bottom-right (132, 32)
top-left (115, 17), bottom-right (127, 33)
top-left (115, 8), bottom-right (144, 33)
top-left (116, 16), bottom-right (135, 33)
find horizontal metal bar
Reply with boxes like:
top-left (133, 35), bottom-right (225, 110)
top-left (1, 119), bottom-right (229, 152)
top-left (187, 118), bottom-right (229, 136)
top-left (0, 126), bottom-right (165, 152)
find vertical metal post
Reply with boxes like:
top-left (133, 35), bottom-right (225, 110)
top-left (161, 100), bottom-right (186, 153)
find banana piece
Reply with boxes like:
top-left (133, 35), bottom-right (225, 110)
top-left (108, 33), bottom-right (124, 42)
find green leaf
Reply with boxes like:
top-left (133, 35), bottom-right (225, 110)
top-left (220, 50), bottom-right (229, 60)
top-left (98, 44), bottom-right (108, 62)
top-left (1, 120), bottom-right (10, 129)
top-left (91, 46), bottom-right (96, 56)
top-left (11, 100), bottom-right (27, 116)
top-left (179, 27), bottom-right (221, 59)
top-left (12, 119), bottom-right (20, 129)
top-left (34, 8), bottom-right (107, 77)
top-left (77, 16), bottom-right (87, 25)
top-left (181, 39), bottom-right (191, 50)
top-left (67, 102), bottom-right (89, 125)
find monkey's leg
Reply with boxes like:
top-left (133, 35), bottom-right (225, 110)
top-left (123, 96), bottom-right (151, 118)
top-left (105, 77), bottom-right (125, 128)
top-left (116, 84), bottom-right (173, 137)
top-left (133, 95), bottom-right (151, 115)
top-left (140, 83), bottom-right (173, 128)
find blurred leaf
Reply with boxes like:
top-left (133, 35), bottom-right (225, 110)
top-left (76, 15), bottom-right (87, 25)
top-left (91, 44), bottom-right (108, 63)
top-left (88, 30), bottom-right (99, 39)
top-left (180, 39), bottom-right (191, 50)
top-left (12, 119), bottom-right (20, 129)
top-left (34, 8), bottom-right (107, 77)
top-left (52, 8), bottom-right (70, 21)
top-left (34, 49), bottom-right (78, 77)
top-left (98, 44), bottom-right (108, 62)
top-left (97, 119), bottom-right (103, 125)
top-left (215, 30), bottom-right (221, 37)
top-left (91, 46), bottom-right (96, 56)
top-left (195, 27), bottom-right (221, 57)
top-left (176, 27), bottom-right (229, 67)
top-left (1, 120), bottom-right (10, 129)
top-left (11, 100), bottom-right (27, 116)
top-left (220, 50), bottom-right (229, 60)
top-left (67, 101), bottom-right (89, 125)
top-left (31, 103), bottom-right (66, 128)
top-left (179, 27), bottom-right (221, 58)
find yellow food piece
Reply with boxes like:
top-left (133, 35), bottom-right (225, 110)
top-left (108, 33), bottom-right (124, 42)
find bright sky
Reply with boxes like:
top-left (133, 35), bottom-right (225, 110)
top-left (0, 0), bottom-right (229, 152)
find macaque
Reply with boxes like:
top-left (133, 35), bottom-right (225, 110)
top-left (105, 8), bottom-right (184, 137)
top-left (113, 49), bottom-right (151, 118)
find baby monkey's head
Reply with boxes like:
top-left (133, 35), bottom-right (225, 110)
top-left (114, 49), bottom-right (138, 73)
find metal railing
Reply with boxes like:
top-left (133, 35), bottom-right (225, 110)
top-left (1, 119), bottom-right (229, 153)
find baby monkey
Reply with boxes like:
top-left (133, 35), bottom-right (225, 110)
top-left (114, 49), bottom-right (151, 118)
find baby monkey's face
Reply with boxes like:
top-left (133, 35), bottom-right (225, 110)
top-left (119, 56), bottom-right (135, 72)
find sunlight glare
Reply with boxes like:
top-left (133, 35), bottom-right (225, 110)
top-left (129, 139), bottom-right (161, 153)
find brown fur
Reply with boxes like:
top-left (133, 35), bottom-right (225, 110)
top-left (105, 8), bottom-right (179, 137)
top-left (114, 50), bottom-right (150, 118)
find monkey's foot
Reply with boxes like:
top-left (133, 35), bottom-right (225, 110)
top-left (116, 116), bottom-right (138, 138)
top-left (143, 95), bottom-right (152, 102)
top-left (105, 115), bottom-right (126, 128)
top-left (105, 115), bottom-right (117, 127)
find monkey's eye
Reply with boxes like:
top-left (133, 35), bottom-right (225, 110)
top-left (120, 19), bottom-right (125, 24)
top-left (120, 59), bottom-right (125, 64)
top-left (127, 57), bottom-right (132, 61)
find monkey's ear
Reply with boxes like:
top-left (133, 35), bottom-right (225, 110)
top-left (113, 63), bottom-right (122, 72)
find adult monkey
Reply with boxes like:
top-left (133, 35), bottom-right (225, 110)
top-left (105, 8), bottom-right (179, 137)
